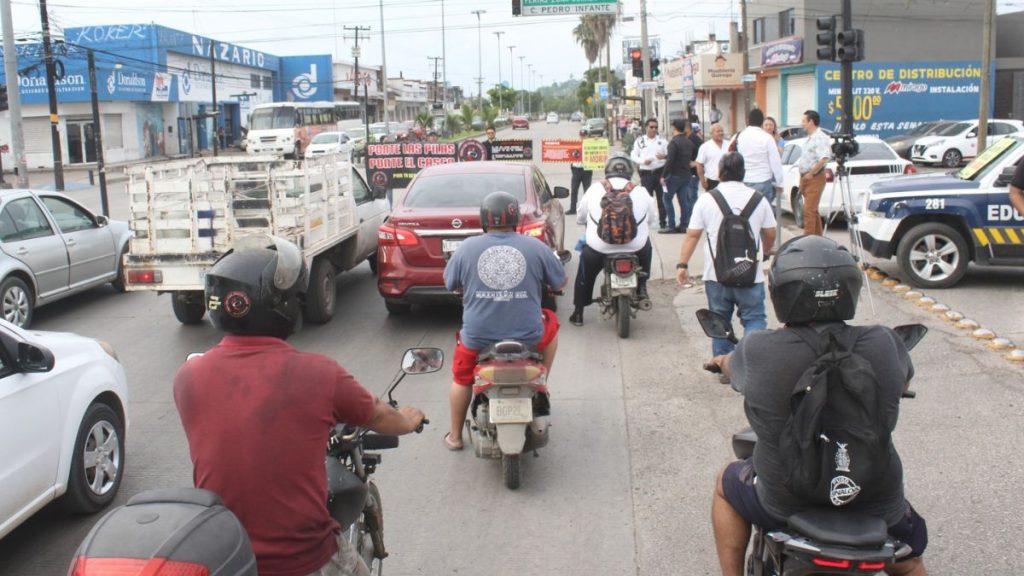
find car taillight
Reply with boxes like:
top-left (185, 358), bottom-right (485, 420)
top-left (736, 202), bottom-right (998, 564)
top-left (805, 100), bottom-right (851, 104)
top-left (824, 168), bottom-right (835, 183)
top-left (69, 557), bottom-right (210, 576)
top-left (518, 220), bottom-right (545, 238)
top-left (378, 224), bottom-right (420, 246)
top-left (127, 270), bottom-right (162, 284)
top-left (614, 259), bottom-right (634, 274)
top-left (903, 164), bottom-right (917, 175)
top-left (858, 561), bottom-right (888, 570)
top-left (811, 557), bottom-right (851, 569)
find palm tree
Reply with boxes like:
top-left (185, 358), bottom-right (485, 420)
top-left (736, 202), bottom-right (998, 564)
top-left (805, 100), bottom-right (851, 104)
top-left (573, 19), bottom-right (599, 70)
top-left (415, 112), bottom-right (435, 130)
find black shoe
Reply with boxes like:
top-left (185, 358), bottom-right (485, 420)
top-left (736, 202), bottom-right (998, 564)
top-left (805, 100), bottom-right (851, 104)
top-left (637, 286), bottom-right (649, 301)
top-left (566, 209), bottom-right (577, 215)
top-left (569, 310), bottom-right (584, 326)
top-left (658, 227), bottom-right (680, 234)
top-left (659, 222), bottom-right (667, 229)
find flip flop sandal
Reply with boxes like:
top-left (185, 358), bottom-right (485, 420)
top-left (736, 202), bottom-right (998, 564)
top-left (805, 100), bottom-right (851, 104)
top-left (443, 432), bottom-right (464, 451)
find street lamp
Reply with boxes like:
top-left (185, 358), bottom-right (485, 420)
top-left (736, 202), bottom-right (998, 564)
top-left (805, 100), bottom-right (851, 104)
top-left (527, 64), bottom-right (534, 117)
top-left (471, 9), bottom-right (486, 112)
top-left (508, 45), bottom-right (516, 114)
top-left (493, 31), bottom-right (504, 113)
top-left (518, 55), bottom-right (525, 117)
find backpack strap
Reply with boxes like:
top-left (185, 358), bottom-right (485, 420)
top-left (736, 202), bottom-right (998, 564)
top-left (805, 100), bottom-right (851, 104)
top-left (709, 189), bottom-right (730, 217)
top-left (740, 191), bottom-right (765, 219)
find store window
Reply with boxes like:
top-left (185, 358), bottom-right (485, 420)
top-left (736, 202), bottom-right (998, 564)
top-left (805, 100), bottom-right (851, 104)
top-left (753, 18), bottom-right (766, 45)
top-left (780, 9), bottom-right (796, 37)
top-left (251, 74), bottom-right (261, 88)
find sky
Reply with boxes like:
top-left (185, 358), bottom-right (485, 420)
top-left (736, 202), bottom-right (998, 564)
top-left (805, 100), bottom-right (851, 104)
top-left (5, 0), bottom-right (1021, 97)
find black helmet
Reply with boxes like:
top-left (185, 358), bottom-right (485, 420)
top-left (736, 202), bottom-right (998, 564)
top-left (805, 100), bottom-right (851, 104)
top-left (480, 191), bottom-right (520, 231)
top-left (604, 153), bottom-right (634, 180)
top-left (205, 235), bottom-right (307, 339)
top-left (768, 235), bottom-right (863, 324)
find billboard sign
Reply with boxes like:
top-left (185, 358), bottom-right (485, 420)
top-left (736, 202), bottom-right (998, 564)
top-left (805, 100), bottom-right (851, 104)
top-left (760, 37), bottom-right (803, 68)
top-left (816, 60), bottom-right (990, 139)
top-left (520, 0), bottom-right (617, 16)
top-left (280, 56), bottom-right (334, 101)
top-left (695, 53), bottom-right (743, 89)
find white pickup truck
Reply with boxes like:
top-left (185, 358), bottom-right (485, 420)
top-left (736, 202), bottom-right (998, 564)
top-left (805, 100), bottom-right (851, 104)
top-left (123, 154), bottom-right (388, 325)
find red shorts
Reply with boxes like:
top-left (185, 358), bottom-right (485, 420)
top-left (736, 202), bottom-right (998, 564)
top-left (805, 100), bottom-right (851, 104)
top-left (452, 309), bottom-right (560, 386)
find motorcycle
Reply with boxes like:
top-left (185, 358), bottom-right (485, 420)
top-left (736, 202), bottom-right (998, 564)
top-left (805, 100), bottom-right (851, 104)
top-left (597, 253), bottom-right (651, 338)
top-left (695, 309), bottom-right (927, 576)
top-left (69, 348), bottom-right (441, 576)
top-left (466, 340), bottom-right (551, 490)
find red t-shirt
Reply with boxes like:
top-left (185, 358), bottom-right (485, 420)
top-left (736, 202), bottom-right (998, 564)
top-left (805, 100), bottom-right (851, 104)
top-left (173, 335), bottom-right (377, 576)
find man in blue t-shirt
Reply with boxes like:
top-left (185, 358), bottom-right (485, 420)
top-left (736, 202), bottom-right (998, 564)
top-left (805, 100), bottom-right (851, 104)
top-left (442, 191), bottom-right (567, 450)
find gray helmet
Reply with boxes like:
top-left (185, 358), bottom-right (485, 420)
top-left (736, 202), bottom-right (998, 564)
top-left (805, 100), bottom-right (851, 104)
top-left (604, 153), bottom-right (634, 180)
top-left (768, 235), bottom-right (863, 324)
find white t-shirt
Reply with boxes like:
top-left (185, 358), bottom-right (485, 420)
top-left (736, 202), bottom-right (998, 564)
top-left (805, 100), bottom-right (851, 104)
top-left (696, 139), bottom-right (727, 181)
top-left (688, 180), bottom-right (777, 283)
top-left (630, 134), bottom-right (669, 171)
top-left (729, 126), bottom-right (784, 185)
top-left (577, 176), bottom-right (657, 254)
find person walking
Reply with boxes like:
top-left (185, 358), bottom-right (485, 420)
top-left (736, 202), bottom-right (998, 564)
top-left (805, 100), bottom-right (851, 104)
top-left (796, 110), bottom-right (832, 236)
top-left (567, 160), bottom-right (593, 215)
top-left (710, 103), bottom-right (723, 125)
top-left (729, 109), bottom-right (784, 206)
top-left (660, 118), bottom-right (697, 234)
top-left (696, 123), bottom-right (727, 192)
top-left (631, 117), bottom-right (669, 228)
top-left (617, 114), bottom-right (628, 140)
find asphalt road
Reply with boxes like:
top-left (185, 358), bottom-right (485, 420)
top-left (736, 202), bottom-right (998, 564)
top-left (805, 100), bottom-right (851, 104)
top-left (0, 121), bottom-right (1021, 575)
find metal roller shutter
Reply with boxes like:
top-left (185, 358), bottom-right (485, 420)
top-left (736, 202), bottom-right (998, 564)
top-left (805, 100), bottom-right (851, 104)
top-left (765, 76), bottom-right (781, 122)
top-left (24, 118), bottom-right (51, 154)
top-left (785, 73), bottom-right (816, 126)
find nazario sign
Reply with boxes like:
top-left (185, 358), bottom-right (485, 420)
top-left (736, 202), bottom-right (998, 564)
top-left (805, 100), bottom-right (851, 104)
top-left (519, 0), bottom-right (617, 16)
top-left (487, 139), bottom-right (534, 161)
top-left (366, 142), bottom-right (457, 189)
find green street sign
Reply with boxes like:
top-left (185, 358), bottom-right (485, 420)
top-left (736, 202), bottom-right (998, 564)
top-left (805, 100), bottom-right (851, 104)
top-left (519, 0), bottom-right (618, 17)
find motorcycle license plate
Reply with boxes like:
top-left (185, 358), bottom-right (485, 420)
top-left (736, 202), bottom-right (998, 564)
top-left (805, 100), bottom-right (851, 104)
top-left (489, 398), bottom-right (533, 424)
top-left (442, 239), bottom-right (463, 254)
top-left (610, 274), bottom-right (637, 289)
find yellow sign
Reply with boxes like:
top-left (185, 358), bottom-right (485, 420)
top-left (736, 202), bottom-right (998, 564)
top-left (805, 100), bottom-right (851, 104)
top-left (582, 137), bottom-right (608, 171)
top-left (958, 137), bottom-right (1018, 181)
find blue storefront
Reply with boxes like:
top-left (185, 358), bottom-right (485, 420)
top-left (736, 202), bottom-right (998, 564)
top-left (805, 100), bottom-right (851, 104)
top-left (0, 24), bottom-right (332, 166)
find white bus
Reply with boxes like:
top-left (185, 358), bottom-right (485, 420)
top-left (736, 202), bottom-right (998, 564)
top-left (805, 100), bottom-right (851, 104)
top-left (246, 101), bottom-right (363, 158)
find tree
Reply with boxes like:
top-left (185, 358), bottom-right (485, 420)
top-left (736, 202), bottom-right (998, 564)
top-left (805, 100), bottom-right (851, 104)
top-left (573, 19), bottom-right (600, 70)
top-left (481, 104), bottom-right (499, 128)
top-left (488, 85), bottom-right (517, 112)
top-left (446, 114), bottom-right (463, 135)
top-left (415, 112), bottom-right (435, 130)
top-left (460, 104), bottom-right (475, 128)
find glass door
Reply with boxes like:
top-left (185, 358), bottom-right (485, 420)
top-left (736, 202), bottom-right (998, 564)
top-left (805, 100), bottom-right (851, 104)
top-left (66, 121), bottom-right (97, 164)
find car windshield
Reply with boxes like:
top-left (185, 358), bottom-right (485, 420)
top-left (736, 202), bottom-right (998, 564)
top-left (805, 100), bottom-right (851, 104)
top-left (311, 132), bottom-right (340, 144)
top-left (250, 107), bottom-right (297, 130)
top-left (956, 137), bottom-right (1022, 180)
top-left (345, 128), bottom-right (366, 139)
top-left (588, 119), bottom-right (605, 127)
top-left (852, 142), bottom-right (898, 161)
top-left (404, 173), bottom-right (527, 208)
top-left (937, 122), bottom-right (971, 136)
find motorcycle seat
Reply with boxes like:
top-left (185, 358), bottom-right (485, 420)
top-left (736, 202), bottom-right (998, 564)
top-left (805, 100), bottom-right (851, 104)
top-left (477, 340), bottom-right (542, 363)
top-left (787, 509), bottom-right (888, 547)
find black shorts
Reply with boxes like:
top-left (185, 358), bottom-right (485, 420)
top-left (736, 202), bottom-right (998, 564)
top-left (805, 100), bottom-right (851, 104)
top-left (721, 459), bottom-right (928, 559)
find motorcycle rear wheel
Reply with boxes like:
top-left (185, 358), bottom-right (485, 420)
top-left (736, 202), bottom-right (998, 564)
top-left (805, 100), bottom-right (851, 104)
top-left (616, 295), bottom-right (630, 338)
top-left (354, 481), bottom-right (384, 573)
top-left (502, 454), bottom-right (521, 490)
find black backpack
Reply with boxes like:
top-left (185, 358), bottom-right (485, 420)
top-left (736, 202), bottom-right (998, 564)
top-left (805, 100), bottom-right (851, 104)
top-left (778, 325), bottom-right (891, 507)
top-left (591, 180), bottom-right (643, 245)
top-left (708, 189), bottom-right (763, 287)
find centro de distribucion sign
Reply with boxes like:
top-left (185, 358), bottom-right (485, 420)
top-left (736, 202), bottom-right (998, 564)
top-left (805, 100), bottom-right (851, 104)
top-left (519, 0), bottom-right (617, 16)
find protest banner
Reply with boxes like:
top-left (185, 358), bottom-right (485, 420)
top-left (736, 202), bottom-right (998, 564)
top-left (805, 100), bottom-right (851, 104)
top-left (366, 142), bottom-right (458, 188)
top-left (487, 139), bottom-right (534, 161)
top-left (582, 138), bottom-right (609, 171)
top-left (541, 139), bottom-right (583, 163)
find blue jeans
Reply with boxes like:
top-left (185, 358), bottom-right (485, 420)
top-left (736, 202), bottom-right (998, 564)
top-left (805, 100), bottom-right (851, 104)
top-left (744, 179), bottom-right (776, 205)
top-left (704, 281), bottom-right (768, 356)
top-left (663, 173), bottom-right (692, 229)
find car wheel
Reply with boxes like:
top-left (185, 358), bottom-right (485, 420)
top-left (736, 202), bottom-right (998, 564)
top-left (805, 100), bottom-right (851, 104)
top-left (111, 245), bottom-right (128, 293)
top-left (941, 149), bottom-right (962, 168)
top-left (385, 299), bottom-right (412, 315)
top-left (792, 192), bottom-right (806, 229)
top-left (368, 251), bottom-right (379, 275)
top-left (896, 222), bottom-right (970, 288)
top-left (303, 257), bottom-right (336, 324)
top-left (1, 276), bottom-right (33, 328)
top-left (63, 402), bottom-right (125, 513)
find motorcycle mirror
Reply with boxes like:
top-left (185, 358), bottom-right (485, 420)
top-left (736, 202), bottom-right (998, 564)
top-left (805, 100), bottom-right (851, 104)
top-left (401, 348), bottom-right (445, 375)
top-left (185, 352), bottom-right (204, 362)
top-left (695, 309), bottom-right (738, 344)
top-left (893, 324), bottom-right (928, 351)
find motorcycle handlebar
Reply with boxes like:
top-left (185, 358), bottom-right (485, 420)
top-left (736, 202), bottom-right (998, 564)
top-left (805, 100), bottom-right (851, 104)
top-left (363, 433), bottom-right (400, 450)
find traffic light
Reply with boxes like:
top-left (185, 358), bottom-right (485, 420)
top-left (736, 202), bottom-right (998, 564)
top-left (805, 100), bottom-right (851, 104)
top-left (630, 49), bottom-right (643, 78)
top-left (815, 16), bottom-right (837, 61)
top-left (0, 85), bottom-right (7, 112)
top-left (650, 57), bottom-right (661, 78)
top-left (837, 28), bottom-right (865, 62)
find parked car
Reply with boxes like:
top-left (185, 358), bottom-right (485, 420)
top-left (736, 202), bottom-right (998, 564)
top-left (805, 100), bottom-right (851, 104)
top-left (0, 320), bottom-right (128, 540)
top-left (911, 119), bottom-right (1024, 167)
top-left (304, 131), bottom-right (354, 160)
top-left (0, 190), bottom-right (131, 328)
top-left (546, 112), bottom-right (560, 124)
top-left (884, 120), bottom-right (954, 159)
top-left (580, 118), bottom-right (607, 137)
top-left (778, 125), bottom-right (833, 142)
top-left (377, 162), bottom-right (570, 314)
top-left (512, 116), bottom-right (530, 130)
top-left (779, 136), bottom-right (914, 228)
top-left (570, 112), bottom-right (583, 122)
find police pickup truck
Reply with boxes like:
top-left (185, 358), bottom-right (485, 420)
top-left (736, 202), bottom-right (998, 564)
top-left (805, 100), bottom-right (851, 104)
top-left (859, 135), bottom-right (1023, 288)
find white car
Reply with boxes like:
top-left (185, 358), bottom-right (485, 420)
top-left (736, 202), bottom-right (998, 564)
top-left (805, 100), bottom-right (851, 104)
top-left (0, 320), bottom-right (127, 540)
top-left (780, 136), bottom-right (913, 229)
top-left (546, 112), bottom-right (560, 124)
top-left (911, 119), bottom-right (1023, 167)
top-left (304, 131), bottom-right (354, 160)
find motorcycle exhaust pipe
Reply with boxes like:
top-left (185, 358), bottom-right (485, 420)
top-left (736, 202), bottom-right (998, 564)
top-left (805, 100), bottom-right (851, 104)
top-left (638, 298), bottom-right (653, 311)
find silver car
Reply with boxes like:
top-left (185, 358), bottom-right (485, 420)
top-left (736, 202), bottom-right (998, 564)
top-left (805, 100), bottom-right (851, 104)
top-left (0, 190), bottom-right (130, 327)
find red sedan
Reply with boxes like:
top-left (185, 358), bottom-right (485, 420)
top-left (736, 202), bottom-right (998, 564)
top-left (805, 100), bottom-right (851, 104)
top-left (377, 162), bottom-right (569, 314)
top-left (511, 116), bottom-right (530, 130)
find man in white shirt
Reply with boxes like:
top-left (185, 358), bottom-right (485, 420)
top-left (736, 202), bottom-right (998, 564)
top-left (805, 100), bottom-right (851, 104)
top-left (570, 153), bottom-right (657, 326)
top-left (796, 109), bottom-right (833, 236)
top-left (675, 152), bottom-right (777, 375)
top-left (696, 123), bottom-right (727, 191)
top-left (729, 109), bottom-right (784, 206)
top-left (630, 117), bottom-right (669, 228)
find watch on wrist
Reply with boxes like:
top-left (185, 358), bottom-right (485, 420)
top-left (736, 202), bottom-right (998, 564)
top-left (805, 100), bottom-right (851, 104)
top-left (676, 262), bottom-right (689, 270)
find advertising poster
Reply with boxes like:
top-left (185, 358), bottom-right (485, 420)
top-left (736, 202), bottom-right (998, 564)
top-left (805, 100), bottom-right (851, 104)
top-left (582, 138), bottom-right (609, 171)
top-left (487, 139), bottom-right (534, 161)
top-left (816, 60), bottom-right (990, 139)
top-left (541, 139), bottom-right (583, 163)
top-left (761, 38), bottom-right (803, 68)
top-left (136, 103), bottom-right (166, 158)
top-left (366, 142), bottom-right (457, 188)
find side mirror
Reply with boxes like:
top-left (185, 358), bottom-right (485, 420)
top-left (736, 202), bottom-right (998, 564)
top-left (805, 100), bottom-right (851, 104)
top-left (893, 324), bottom-right (928, 351)
top-left (401, 347), bottom-right (444, 374)
top-left (995, 166), bottom-right (1016, 187)
top-left (553, 186), bottom-right (570, 199)
top-left (18, 342), bottom-right (55, 373)
top-left (372, 185), bottom-right (388, 200)
top-left (695, 309), bottom-right (739, 344)
top-left (95, 215), bottom-right (109, 227)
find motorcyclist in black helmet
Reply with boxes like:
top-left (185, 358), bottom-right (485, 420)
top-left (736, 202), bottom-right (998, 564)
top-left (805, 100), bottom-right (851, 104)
top-left (568, 152), bottom-right (657, 326)
top-left (708, 235), bottom-right (928, 576)
top-left (173, 235), bottom-right (426, 576)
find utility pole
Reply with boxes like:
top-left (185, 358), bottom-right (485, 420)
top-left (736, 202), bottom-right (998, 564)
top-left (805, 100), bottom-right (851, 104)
top-left (2, 0), bottom-right (28, 187)
top-left (519, 56), bottom-right (526, 117)
top-left (508, 45), bottom-right (516, 114)
top-left (428, 56), bottom-right (442, 106)
top-left (86, 50), bottom-right (109, 216)
top-left (639, 0), bottom-right (653, 120)
top-left (379, 0), bottom-right (390, 125)
top-left (493, 31), bottom-right (504, 113)
top-left (740, 0), bottom-right (750, 113)
top-left (840, 0), bottom-right (853, 137)
top-left (345, 25), bottom-right (372, 147)
top-left (441, 0), bottom-right (447, 111)
top-left (209, 40), bottom-right (219, 157)
top-left (977, 0), bottom-right (995, 155)
top-left (527, 64), bottom-right (534, 117)
top-left (471, 9), bottom-right (486, 112)
top-left (38, 0), bottom-right (64, 190)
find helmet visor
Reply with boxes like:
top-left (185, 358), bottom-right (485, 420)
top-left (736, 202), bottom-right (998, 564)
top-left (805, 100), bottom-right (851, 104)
top-left (234, 234), bottom-right (305, 291)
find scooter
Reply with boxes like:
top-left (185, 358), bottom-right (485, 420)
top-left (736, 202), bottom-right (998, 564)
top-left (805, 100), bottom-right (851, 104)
top-left (597, 253), bottom-right (651, 338)
top-left (695, 309), bottom-right (927, 576)
top-left (69, 348), bottom-right (441, 576)
top-left (466, 340), bottom-right (550, 490)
